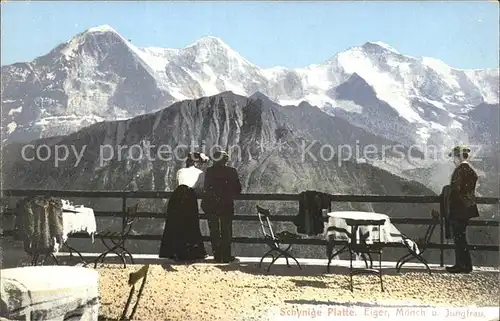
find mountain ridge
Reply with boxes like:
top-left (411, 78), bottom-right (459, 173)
top-left (3, 91), bottom-right (432, 194)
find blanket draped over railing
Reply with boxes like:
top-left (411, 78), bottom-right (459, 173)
top-left (294, 191), bottom-right (332, 236)
top-left (16, 196), bottom-right (64, 256)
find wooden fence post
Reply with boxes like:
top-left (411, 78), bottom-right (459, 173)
top-left (439, 189), bottom-right (445, 267)
top-left (122, 196), bottom-right (127, 236)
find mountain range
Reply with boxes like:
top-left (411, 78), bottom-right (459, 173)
top-left (2, 91), bottom-right (424, 192)
top-left (2, 24), bottom-right (498, 152)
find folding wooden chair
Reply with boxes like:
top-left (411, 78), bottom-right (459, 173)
top-left (120, 264), bottom-right (150, 321)
top-left (396, 210), bottom-right (439, 274)
top-left (345, 218), bottom-right (386, 292)
top-left (94, 204), bottom-right (138, 268)
top-left (256, 205), bottom-right (302, 272)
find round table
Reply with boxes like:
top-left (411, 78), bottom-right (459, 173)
top-left (326, 211), bottom-right (393, 243)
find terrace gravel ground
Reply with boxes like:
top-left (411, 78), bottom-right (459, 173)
top-left (96, 263), bottom-right (499, 321)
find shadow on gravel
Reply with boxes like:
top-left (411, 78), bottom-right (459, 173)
top-left (283, 299), bottom-right (435, 307)
top-left (214, 262), bottom-right (337, 276)
top-left (213, 261), bottom-right (438, 277)
top-left (290, 279), bottom-right (329, 288)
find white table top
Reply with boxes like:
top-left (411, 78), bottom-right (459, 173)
top-left (327, 211), bottom-right (390, 221)
top-left (325, 211), bottom-right (392, 244)
top-left (324, 211), bottom-right (420, 253)
top-left (61, 203), bottom-right (96, 244)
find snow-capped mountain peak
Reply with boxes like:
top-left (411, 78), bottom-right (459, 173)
top-left (1, 24), bottom-right (174, 143)
top-left (363, 41), bottom-right (401, 54)
top-left (85, 24), bottom-right (118, 34)
top-left (61, 24), bottom-right (165, 83)
top-left (326, 41), bottom-right (403, 64)
top-left (58, 24), bottom-right (128, 61)
top-left (180, 35), bottom-right (256, 68)
top-left (156, 34), bottom-right (265, 100)
top-left (187, 35), bottom-right (231, 50)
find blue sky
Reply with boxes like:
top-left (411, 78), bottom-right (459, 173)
top-left (1, 1), bottom-right (499, 69)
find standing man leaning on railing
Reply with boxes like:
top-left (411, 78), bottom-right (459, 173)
top-left (202, 151), bottom-right (242, 263)
top-left (446, 145), bottom-right (479, 274)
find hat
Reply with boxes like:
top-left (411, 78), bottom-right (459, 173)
top-left (212, 150), bottom-right (229, 161)
top-left (199, 153), bottom-right (209, 162)
top-left (448, 145), bottom-right (471, 157)
top-left (187, 152), bottom-right (208, 163)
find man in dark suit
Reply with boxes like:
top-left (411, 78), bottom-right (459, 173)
top-left (202, 151), bottom-right (242, 263)
top-left (446, 145), bottom-right (479, 273)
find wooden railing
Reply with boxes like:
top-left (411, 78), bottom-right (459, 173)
top-left (1, 189), bottom-right (499, 266)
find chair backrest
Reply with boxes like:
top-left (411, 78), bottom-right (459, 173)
top-left (422, 210), bottom-right (439, 246)
top-left (256, 205), bottom-right (277, 242)
top-left (122, 204), bottom-right (139, 236)
top-left (440, 185), bottom-right (451, 218)
top-left (430, 209), bottom-right (440, 221)
top-left (120, 264), bottom-right (150, 321)
top-left (126, 204), bottom-right (139, 221)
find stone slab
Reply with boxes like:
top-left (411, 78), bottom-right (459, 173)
top-left (0, 266), bottom-right (99, 321)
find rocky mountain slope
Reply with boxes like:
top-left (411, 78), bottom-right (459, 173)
top-left (2, 25), bottom-right (498, 151)
top-left (3, 92), bottom-right (425, 195)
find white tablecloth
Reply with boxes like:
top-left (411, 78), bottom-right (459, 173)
top-left (60, 200), bottom-right (97, 246)
top-left (324, 211), bottom-right (420, 254)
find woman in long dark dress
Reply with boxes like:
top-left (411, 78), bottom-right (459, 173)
top-left (159, 153), bottom-right (207, 261)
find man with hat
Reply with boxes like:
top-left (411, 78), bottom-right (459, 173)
top-left (201, 150), bottom-right (242, 263)
top-left (446, 145), bottom-right (479, 273)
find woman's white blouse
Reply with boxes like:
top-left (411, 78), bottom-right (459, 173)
top-left (176, 167), bottom-right (204, 189)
